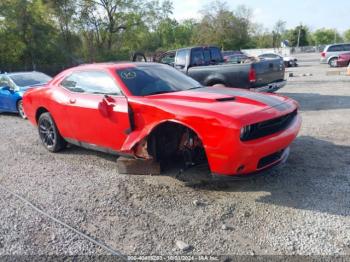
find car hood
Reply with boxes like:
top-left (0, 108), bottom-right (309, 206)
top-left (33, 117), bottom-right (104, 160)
top-left (145, 87), bottom-right (296, 124)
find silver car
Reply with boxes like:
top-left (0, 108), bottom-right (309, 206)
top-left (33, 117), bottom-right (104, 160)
top-left (321, 43), bottom-right (350, 67)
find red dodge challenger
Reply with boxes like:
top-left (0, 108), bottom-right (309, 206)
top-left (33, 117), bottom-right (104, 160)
top-left (23, 63), bottom-right (301, 176)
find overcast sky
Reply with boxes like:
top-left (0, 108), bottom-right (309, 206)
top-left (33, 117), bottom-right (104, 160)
top-left (171, 0), bottom-right (349, 32)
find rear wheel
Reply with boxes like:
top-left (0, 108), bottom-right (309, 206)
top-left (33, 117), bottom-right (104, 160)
top-left (329, 57), bottom-right (338, 68)
top-left (38, 112), bottom-right (66, 152)
top-left (17, 100), bottom-right (26, 119)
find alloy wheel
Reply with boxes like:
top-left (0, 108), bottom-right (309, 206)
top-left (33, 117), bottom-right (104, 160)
top-left (39, 118), bottom-right (56, 147)
top-left (17, 100), bottom-right (26, 119)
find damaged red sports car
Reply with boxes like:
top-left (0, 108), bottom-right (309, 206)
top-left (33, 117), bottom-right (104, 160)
top-left (23, 63), bottom-right (301, 176)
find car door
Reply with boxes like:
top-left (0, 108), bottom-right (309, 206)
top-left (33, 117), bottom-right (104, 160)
top-left (0, 76), bottom-right (16, 111)
top-left (59, 70), bottom-right (131, 152)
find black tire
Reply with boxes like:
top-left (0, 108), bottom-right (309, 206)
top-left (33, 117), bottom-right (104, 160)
top-left (38, 112), bottom-right (66, 152)
top-left (17, 100), bottom-right (26, 119)
top-left (329, 57), bottom-right (338, 68)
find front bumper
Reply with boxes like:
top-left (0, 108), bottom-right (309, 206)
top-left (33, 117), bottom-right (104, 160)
top-left (251, 80), bottom-right (287, 93)
top-left (206, 113), bottom-right (301, 177)
top-left (211, 147), bottom-right (290, 180)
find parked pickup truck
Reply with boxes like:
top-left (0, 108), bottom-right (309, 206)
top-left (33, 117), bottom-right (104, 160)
top-left (154, 46), bottom-right (286, 92)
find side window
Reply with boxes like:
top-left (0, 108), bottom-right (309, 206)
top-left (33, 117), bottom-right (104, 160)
top-left (203, 49), bottom-right (211, 64)
top-left (210, 48), bottom-right (223, 62)
top-left (328, 45), bottom-right (343, 52)
top-left (228, 56), bottom-right (239, 63)
top-left (262, 54), bottom-right (276, 59)
top-left (191, 49), bottom-right (205, 66)
top-left (175, 50), bottom-right (188, 67)
top-left (160, 53), bottom-right (175, 65)
top-left (61, 71), bottom-right (122, 95)
top-left (343, 44), bottom-right (350, 51)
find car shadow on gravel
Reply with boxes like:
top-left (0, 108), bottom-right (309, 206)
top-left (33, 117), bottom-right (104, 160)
top-left (178, 136), bottom-right (350, 216)
top-left (280, 92), bottom-right (350, 111)
top-left (0, 112), bottom-right (21, 118)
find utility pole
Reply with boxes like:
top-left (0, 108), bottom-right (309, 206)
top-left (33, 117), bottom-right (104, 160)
top-left (297, 27), bottom-right (301, 48)
top-left (334, 30), bottom-right (337, 44)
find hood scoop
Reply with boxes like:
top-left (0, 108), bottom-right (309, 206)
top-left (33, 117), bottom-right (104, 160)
top-left (216, 97), bottom-right (236, 102)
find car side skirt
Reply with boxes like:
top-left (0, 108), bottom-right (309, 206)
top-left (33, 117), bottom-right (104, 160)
top-left (65, 138), bottom-right (134, 159)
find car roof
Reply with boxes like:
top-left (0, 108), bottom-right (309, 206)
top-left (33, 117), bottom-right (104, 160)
top-left (176, 46), bottom-right (219, 51)
top-left (74, 62), bottom-right (162, 70)
top-left (326, 43), bottom-right (350, 47)
top-left (60, 62), bottom-right (169, 76)
top-left (0, 71), bottom-right (43, 77)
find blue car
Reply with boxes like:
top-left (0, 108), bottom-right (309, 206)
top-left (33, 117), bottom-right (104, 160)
top-left (0, 72), bottom-right (52, 118)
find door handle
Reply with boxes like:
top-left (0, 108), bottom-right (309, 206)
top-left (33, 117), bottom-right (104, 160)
top-left (69, 98), bottom-right (76, 104)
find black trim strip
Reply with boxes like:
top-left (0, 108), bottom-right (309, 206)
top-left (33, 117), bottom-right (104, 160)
top-left (193, 87), bottom-right (290, 109)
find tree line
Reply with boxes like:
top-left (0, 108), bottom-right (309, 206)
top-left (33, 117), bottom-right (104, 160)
top-left (0, 0), bottom-right (349, 75)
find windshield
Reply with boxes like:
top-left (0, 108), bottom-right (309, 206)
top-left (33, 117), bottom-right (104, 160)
top-left (9, 72), bottom-right (52, 87)
top-left (117, 65), bottom-right (202, 96)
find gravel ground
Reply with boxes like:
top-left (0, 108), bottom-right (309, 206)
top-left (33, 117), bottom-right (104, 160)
top-left (0, 53), bottom-right (349, 258)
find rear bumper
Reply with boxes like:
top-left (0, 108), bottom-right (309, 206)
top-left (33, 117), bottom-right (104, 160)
top-left (251, 80), bottom-right (287, 93)
top-left (320, 58), bottom-right (328, 64)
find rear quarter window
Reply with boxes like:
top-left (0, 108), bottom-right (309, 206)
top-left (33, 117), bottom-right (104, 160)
top-left (343, 44), bottom-right (350, 52)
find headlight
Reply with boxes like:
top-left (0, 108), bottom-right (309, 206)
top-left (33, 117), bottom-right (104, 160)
top-left (240, 125), bottom-right (252, 140)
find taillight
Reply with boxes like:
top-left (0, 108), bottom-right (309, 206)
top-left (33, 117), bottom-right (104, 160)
top-left (249, 67), bottom-right (256, 83)
top-left (321, 52), bottom-right (326, 57)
